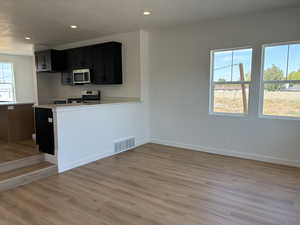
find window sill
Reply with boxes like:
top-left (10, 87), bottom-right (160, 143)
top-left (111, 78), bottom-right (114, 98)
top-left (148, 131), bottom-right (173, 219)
top-left (259, 114), bottom-right (300, 121)
top-left (209, 112), bottom-right (248, 118)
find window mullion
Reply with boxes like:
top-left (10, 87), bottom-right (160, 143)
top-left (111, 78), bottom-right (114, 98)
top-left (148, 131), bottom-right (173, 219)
top-left (231, 51), bottom-right (234, 82)
top-left (263, 80), bottom-right (300, 84)
top-left (286, 44), bottom-right (290, 80)
top-left (214, 81), bottom-right (251, 85)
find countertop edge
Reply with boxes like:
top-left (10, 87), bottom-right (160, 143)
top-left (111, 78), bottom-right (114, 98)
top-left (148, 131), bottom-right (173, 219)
top-left (35, 99), bottom-right (143, 112)
top-left (0, 102), bottom-right (34, 106)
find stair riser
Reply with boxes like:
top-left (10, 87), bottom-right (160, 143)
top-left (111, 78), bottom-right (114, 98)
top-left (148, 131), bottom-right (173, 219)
top-left (0, 166), bottom-right (57, 192)
top-left (0, 155), bottom-right (45, 173)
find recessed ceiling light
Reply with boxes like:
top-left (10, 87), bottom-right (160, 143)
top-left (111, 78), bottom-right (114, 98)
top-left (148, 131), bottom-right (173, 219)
top-left (25, 37), bottom-right (31, 40)
top-left (70, 25), bottom-right (78, 29)
top-left (143, 11), bottom-right (152, 16)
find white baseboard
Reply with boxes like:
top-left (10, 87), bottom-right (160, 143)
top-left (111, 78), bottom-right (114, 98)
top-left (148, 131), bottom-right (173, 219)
top-left (151, 138), bottom-right (300, 168)
top-left (58, 138), bottom-right (149, 173)
top-left (58, 151), bottom-right (113, 173)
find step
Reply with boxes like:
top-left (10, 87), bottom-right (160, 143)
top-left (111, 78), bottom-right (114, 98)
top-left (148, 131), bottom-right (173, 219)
top-left (0, 154), bottom-right (45, 173)
top-left (0, 161), bottom-right (57, 192)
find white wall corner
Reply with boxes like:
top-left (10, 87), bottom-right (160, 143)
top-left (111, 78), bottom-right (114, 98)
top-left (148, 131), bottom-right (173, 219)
top-left (139, 30), bottom-right (151, 140)
top-left (32, 47), bottom-right (39, 104)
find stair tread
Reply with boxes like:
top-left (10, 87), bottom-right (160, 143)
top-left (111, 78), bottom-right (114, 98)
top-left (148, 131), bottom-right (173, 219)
top-left (0, 161), bottom-right (54, 181)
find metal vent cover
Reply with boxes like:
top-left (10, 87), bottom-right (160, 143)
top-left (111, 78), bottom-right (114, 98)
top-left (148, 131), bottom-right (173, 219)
top-left (114, 137), bottom-right (135, 153)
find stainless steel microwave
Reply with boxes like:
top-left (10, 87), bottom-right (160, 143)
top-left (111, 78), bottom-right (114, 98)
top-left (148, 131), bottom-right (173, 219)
top-left (72, 69), bottom-right (91, 84)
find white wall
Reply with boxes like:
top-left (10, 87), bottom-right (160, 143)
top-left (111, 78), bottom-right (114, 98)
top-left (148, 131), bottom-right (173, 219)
top-left (37, 31), bottom-right (141, 104)
top-left (0, 54), bottom-right (35, 103)
top-left (55, 102), bottom-right (148, 172)
top-left (148, 7), bottom-right (300, 166)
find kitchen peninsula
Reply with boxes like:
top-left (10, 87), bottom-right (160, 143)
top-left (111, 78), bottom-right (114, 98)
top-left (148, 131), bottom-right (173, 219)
top-left (34, 97), bottom-right (146, 173)
top-left (34, 33), bottom-right (148, 173)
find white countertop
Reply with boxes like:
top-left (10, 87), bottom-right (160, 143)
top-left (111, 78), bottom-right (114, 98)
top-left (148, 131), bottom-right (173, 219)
top-left (0, 102), bottom-right (34, 106)
top-left (35, 97), bottom-right (142, 110)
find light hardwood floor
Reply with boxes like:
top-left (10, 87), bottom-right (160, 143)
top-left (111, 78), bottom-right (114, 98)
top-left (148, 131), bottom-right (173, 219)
top-left (1, 143), bottom-right (300, 225)
top-left (0, 139), bottom-right (40, 163)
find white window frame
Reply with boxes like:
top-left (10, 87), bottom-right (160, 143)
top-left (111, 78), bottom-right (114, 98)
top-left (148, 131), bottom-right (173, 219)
top-left (259, 41), bottom-right (300, 121)
top-left (209, 46), bottom-right (253, 117)
top-left (0, 62), bottom-right (16, 102)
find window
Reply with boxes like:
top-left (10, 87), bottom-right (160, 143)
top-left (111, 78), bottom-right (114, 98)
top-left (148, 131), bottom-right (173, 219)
top-left (0, 62), bottom-right (15, 102)
top-left (210, 48), bottom-right (253, 115)
top-left (260, 42), bottom-right (300, 118)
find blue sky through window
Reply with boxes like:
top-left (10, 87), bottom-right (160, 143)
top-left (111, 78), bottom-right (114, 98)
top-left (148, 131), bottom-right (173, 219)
top-left (213, 48), bottom-right (252, 82)
top-left (264, 43), bottom-right (300, 79)
top-left (213, 43), bottom-right (300, 82)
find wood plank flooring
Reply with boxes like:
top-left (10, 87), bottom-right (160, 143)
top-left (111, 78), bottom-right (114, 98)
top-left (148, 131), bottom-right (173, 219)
top-left (1, 143), bottom-right (300, 225)
top-left (0, 139), bottom-right (40, 163)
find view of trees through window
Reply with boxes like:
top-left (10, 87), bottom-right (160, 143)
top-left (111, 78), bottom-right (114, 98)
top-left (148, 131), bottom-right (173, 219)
top-left (211, 48), bottom-right (252, 114)
top-left (0, 63), bottom-right (15, 102)
top-left (262, 43), bottom-right (300, 117)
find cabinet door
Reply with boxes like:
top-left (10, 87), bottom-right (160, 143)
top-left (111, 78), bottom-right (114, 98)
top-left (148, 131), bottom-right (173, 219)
top-left (42, 51), bottom-right (51, 71)
top-left (102, 45), bottom-right (114, 83)
top-left (35, 52), bottom-right (46, 72)
top-left (79, 46), bottom-right (93, 68)
top-left (35, 108), bottom-right (55, 155)
top-left (7, 104), bottom-right (34, 142)
top-left (91, 45), bottom-right (106, 83)
top-left (64, 47), bottom-right (93, 71)
top-left (70, 48), bottom-right (81, 69)
top-left (35, 53), bottom-right (41, 71)
top-left (35, 50), bottom-right (53, 72)
top-left (91, 43), bottom-right (122, 84)
top-left (103, 44), bottom-right (122, 84)
top-left (51, 50), bottom-right (65, 72)
top-left (44, 51), bottom-right (52, 71)
top-left (64, 49), bottom-right (73, 72)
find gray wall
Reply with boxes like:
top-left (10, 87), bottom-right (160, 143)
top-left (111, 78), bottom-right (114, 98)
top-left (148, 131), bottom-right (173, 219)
top-left (148, 7), bottom-right (300, 166)
top-left (0, 54), bottom-right (35, 103)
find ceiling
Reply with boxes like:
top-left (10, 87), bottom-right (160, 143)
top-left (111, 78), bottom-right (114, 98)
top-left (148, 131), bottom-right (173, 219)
top-left (0, 0), bottom-right (299, 55)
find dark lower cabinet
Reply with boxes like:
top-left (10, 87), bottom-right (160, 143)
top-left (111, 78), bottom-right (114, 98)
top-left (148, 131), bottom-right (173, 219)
top-left (35, 108), bottom-right (55, 155)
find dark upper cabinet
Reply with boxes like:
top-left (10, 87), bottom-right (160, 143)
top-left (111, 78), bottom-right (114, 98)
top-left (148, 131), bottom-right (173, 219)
top-left (35, 50), bottom-right (64, 72)
top-left (64, 46), bottom-right (94, 72)
top-left (91, 42), bottom-right (122, 85)
top-left (36, 42), bottom-right (122, 85)
top-left (90, 45), bottom-right (105, 83)
top-left (64, 42), bottom-right (122, 85)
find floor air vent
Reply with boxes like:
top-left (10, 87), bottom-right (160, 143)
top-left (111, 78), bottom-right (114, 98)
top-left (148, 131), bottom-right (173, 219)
top-left (114, 137), bottom-right (135, 153)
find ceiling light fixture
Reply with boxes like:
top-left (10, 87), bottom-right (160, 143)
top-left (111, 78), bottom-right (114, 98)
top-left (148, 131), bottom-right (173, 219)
top-left (143, 11), bottom-right (152, 16)
top-left (70, 25), bottom-right (78, 29)
top-left (25, 37), bottom-right (31, 40)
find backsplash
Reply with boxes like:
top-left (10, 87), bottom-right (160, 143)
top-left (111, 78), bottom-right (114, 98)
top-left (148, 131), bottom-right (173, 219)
top-left (37, 72), bottom-right (140, 104)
